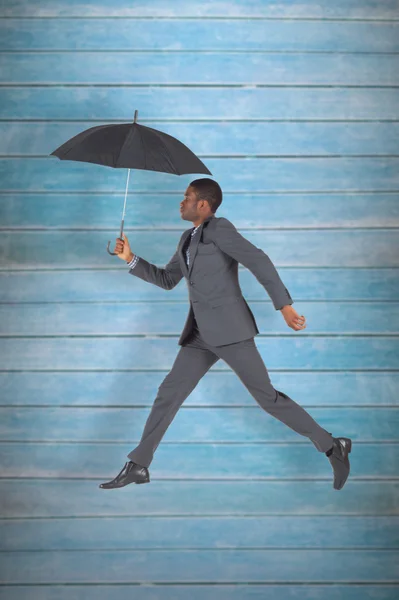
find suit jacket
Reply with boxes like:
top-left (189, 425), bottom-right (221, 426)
top-left (128, 213), bottom-right (293, 346)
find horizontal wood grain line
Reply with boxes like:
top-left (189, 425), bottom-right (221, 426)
top-left (0, 439), bottom-right (395, 446)
top-left (2, 16), bottom-right (399, 21)
top-left (1, 334), bottom-right (398, 338)
top-left (1, 84), bottom-right (398, 88)
top-left (1, 476), bottom-right (398, 481)
top-left (1, 300), bottom-right (398, 304)
top-left (3, 50), bottom-right (399, 54)
top-left (0, 404), bottom-right (395, 409)
top-left (5, 155), bottom-right (399, 159)
top-left (2, 229), bottom-right (398, 232)
top-left (2, 190), bottom-right (398, 194)
top-left (2, 119), bottom-right (399, 123)
top-left (0, 584), bottom-right (398, 600)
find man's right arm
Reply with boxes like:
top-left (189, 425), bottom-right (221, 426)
top-left (126, 247), bottom-right (184, 290)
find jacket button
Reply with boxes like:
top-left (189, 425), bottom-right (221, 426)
top-left (190, 281), bottom-right (194, 285)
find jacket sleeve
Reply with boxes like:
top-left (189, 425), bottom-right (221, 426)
top-left (212, 217), bottom-right (293, 310)
top-left (127, 244), bottom-right (184, 291)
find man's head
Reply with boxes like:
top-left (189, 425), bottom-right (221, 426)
top-left (180, 178), bottom-right (222, 224)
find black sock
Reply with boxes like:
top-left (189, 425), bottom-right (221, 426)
top-left (325, 446), bottom-right (334, 456)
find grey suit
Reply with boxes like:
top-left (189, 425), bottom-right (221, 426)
top-left (126, 214), bottom-right (334, 467)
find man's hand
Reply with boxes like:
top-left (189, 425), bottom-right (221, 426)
top-left (114, 234), bottom-right (134, 262)
top-left (280, 305), bottom-right (306, 331)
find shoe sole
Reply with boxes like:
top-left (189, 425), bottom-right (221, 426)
top-left (99, 476), bottom-right (150, 489)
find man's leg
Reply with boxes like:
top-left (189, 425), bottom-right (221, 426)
top-left (127, 329), bottom-right (220, 467)
top-left (214, 337), bottom-right (334, 453)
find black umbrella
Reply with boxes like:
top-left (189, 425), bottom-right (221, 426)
top-left (51, 110), bottom-right (212, 255)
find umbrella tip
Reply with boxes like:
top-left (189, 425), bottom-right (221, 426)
top-left (134, 110), bottom-right (138, 123)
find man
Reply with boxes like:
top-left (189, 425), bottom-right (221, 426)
top-left (99, 178), bottom-right (352, 491)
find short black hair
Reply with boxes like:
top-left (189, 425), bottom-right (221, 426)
top-left (189, 178), bottom-right (222, 214)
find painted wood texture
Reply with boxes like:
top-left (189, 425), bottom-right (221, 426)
top-left (1, 516), bottom-right (398, 550)
top-left (1, 443), bottom-right (398, 478)
top-left (1, 302), bottom-right (398, 334)
top-left (1, 88), bottom-right (398, 120)
top-left (1, 53), bottom-right (398, 85)
top-left (1, 194), bottom-right (398, 228)
top-left (1, 268), bottom-right (398, 300)
top-left (1, 480), bottom-right (398, 516)
top-left (1, 337), bottom-right (398, 370)
top-left (3, 122), bottom-right (399, 155)
top-left (0, 587), bottom-right (398, 600)
top-left (1, 0), bottom-right (398, 597)
top-left (1, 230), bottom-right (398, 268)
top-left (0, 372), bottom-right (398, 407)
top-left (1, 20), bottom-right (398, 52)
top-left (0, 549), bottom-right (398, 583)
top-left (2, 158), bottom-right (399, 192)
top-left (1, 0), bottom-right (398, 19)
top-left (1, 407), bottom-right (398, 442)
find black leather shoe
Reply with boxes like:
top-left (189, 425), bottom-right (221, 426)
top-left (326, 437), bottom-right (352, 490)
top-left (99, 461), bottom-right (150, 489)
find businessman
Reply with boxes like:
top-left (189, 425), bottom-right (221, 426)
top-left (99, 178), bottom-right (352, 491)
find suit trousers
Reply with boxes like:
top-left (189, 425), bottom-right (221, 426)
top-left (127, 318), bottom-right (334, 468)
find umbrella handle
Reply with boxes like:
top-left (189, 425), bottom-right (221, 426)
top-left (106, 219), bottom-right (125, 256)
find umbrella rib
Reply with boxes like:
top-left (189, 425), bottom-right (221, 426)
top-left (137, 125), bottom-right (147, 169)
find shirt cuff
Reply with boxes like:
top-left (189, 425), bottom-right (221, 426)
top-left (127, 255), bottom-right (139, 269)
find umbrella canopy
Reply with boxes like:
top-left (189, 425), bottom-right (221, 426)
top-left (50, 110), bottom-right (212, 255)
top-left (51, 110), bottom-right (212, 176)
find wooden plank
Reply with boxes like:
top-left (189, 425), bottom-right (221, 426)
top-left (1, 0), bottom-right (398, 19)
top-left (2, 158), bottom-right (398, 193)
top-left (1, 53), bottom-right (398, 85)
top-left (0, 372), bottom-right (397, 407)
top-left (0, 302), bottom-right (397, 336)
top-left (1, 479), bottom-right (397, 517)
top-left (0, 585), bottom-right (398, 600)
top-left (0, 230), bottom-right (397, 269)
top-left (1, 268), bottom-right (398, 302)
top-left (1, 19), bottom-right (398, 52)
top-left (1, 88), bottom-right (398, 120)
top-left (0, 442), bottom-right (397, 478)
top-left (3, 122), bottom-right (399, 156)
top-left (0, 336), bottom-right (397, 370)
top-left (1, 516), bottom-right (398, 550)
top-left (0, 548), bottom-right (398, 584)
top-left (0, 407), bottom-right (397, 442)
top-left (1, 194), bottom-right (398, 229)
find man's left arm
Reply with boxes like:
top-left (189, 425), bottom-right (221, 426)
top-left (212, 218), bottom-right (306, 330)
top-left (212, 217), bottom-right (293, 311)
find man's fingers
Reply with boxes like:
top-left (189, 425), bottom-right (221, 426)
top-left (292, 318), bottom-right (306, 330)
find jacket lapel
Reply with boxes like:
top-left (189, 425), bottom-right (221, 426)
top-left (179, 214), bottom-right (215, 277)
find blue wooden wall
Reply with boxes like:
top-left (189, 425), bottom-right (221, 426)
top-left (0, 0), bottom-right (399, 598)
